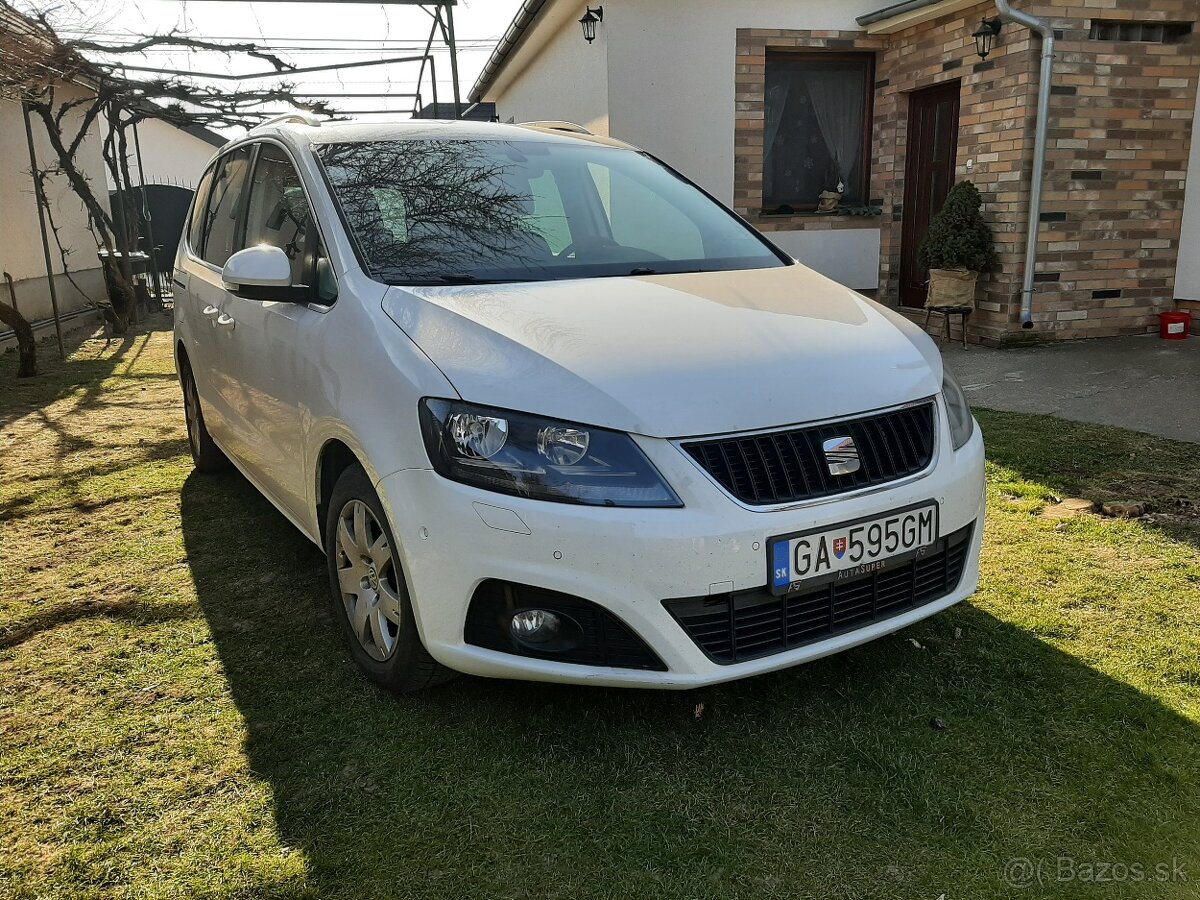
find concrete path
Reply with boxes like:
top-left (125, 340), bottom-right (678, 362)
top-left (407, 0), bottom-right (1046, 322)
top-left (940, 334), bottom-right (1199, 443)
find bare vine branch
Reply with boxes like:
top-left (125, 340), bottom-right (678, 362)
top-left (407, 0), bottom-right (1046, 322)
top-left (69, 32), bottom-right (294, 73)
top-left (0, 0), bottom-right (331, 334)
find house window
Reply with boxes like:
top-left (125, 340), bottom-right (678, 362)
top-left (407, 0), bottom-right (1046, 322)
top-left (763, 53), bottom-right (874, 213)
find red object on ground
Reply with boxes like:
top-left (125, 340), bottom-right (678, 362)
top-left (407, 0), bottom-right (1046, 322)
top-left (1159, 310), bottom-right (1190, 340)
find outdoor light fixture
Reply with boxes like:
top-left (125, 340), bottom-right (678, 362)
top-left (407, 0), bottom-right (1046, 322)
top-left (972, 16), bottom-right (1003, 60)
top-left (579, 6), bottom-right (603, 43)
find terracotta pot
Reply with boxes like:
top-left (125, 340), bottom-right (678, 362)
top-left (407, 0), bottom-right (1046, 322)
top-left (926, 268), bottom-right (978, 309)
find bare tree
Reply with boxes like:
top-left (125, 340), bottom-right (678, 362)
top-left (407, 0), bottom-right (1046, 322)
top-left (0, 1), bottom-right (330, 338)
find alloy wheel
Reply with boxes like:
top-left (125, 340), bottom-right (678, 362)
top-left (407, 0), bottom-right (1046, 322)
top-left (334, 499), bottom-right (402, 661)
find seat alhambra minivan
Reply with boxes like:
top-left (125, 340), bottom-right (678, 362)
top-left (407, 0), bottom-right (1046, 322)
top-left (173, 114), bottom-right (984, 692)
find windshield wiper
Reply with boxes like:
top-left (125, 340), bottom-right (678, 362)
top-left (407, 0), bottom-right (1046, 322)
top-left (590, 267), bottom-right (709, 279)
top-left (406, 273), bottom-right (522, 285)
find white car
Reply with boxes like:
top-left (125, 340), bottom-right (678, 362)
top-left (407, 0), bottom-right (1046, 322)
top-left (173, 115), bottom-right (984, 692)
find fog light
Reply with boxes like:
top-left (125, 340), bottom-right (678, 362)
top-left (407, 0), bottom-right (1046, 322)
top-left (510, 609), bottom-right (561, 644)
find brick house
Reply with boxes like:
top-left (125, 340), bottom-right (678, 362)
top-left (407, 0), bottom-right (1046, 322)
top-left (471, 0), bottom-right (1200, 343)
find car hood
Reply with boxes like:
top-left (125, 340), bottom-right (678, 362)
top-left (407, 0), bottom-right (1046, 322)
top-left (381, 265), bottom-right (942, 438)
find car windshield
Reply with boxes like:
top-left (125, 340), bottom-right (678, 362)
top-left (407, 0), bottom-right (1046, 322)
top-left (316, 138), bottom-right (786, 285)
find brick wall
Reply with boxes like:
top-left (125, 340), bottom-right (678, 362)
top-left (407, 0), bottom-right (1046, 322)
top-left (1023, 0), bottom-right (1200, 338)
top-left (874, 2), bottom-right (1035, 343)
top-left (733, 1), bottom-right (1200, 343)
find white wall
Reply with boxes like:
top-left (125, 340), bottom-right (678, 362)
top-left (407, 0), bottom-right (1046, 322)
top-left (484, 0), bottom-right (885, 289)
top-left (121, 117), bottom-right (222, 190)
top-left (491, 1), bottom-right (610, 135)
top-left (605, 0), bottom-right (883, 289)
top-left (604, 0), bottom-right (879, 205)
top-left (770, 229), bottom-right (881, 290)
top-left (1176, 89), bottom-right (1200, 301)
top-left (0, 88), bottom-right (110, 321)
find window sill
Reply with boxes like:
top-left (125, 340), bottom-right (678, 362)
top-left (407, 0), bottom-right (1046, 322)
top-left (758, 207), bottom-right (882, 220)
top-left (753, 208), bottom-right (883, 230)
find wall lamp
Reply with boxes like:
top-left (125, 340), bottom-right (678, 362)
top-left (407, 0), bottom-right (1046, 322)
top-left (579, 6), bottom-right (603, 44)
top-left (972, 16), bottom-right (1003, 60)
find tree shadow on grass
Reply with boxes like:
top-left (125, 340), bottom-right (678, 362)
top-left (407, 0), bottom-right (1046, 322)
top-left (1, 319), bottom-right (185, 524)
top-left (0, 314), bottom-right (174, 430)
top-left (180, 471), bottom-right (1200, 900)
top-left (0, 596), bottom-right (199, 651)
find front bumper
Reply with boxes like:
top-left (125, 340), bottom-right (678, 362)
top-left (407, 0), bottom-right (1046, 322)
top-left (375, 414), bottom-right (985, 689)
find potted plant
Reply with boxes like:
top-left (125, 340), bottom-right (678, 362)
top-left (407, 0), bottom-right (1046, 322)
top-left (917, 181), bottom-right (999, 308)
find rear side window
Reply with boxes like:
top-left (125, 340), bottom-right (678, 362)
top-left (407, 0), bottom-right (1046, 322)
top-left (201, 146), bottom-right (253, 268)
top-left (243, 144), bottom-right (314, 285)
top-left (186, 163), bottom-right (216, 254)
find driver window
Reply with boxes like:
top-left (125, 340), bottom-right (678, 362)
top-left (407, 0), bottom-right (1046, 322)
top-left (244, 144), bottom-right (313, 285)
top-left (243, 144), bottom-right (337, 304)
top-left (585, 162), bottom-right (703, 260)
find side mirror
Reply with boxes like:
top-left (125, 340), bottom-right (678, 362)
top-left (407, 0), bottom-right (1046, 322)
top-left (222, 245), bottom-right (292, 291)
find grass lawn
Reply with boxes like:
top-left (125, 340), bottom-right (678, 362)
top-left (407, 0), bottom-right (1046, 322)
top-left (1, 321), bottom-right (1198, 900)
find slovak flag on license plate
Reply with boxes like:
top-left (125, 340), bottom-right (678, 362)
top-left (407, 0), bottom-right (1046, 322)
top-left (833, 537), bottom-right (847, 559)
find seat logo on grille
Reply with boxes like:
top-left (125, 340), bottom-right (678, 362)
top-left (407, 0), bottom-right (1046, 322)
top-left (822, 436), bottom-right (861, 476)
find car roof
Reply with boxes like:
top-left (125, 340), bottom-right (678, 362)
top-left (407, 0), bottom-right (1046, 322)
top-left (239, 117), bottom-right (636, 153)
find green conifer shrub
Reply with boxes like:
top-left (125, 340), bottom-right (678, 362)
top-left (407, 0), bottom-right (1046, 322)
top-left (917, 181), bottom-right (1000, 273)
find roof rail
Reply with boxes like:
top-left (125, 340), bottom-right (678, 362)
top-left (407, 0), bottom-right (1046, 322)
top-left (518, 120), bottom-right (592, 135)
top-left (254, 111), bottom-right (323, 131)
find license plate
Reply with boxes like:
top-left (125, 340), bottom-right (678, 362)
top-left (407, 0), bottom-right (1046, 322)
top-left (768, 502), bottom-right (939, 595)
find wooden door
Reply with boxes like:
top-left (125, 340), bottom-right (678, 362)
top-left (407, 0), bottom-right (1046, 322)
top-left (899, 81), bottom-right (961, 308)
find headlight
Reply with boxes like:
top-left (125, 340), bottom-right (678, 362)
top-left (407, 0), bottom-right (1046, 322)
top-left (419, 399), bottom-right (682, 507)
top-left (941, 368), bottom-right (975, 451)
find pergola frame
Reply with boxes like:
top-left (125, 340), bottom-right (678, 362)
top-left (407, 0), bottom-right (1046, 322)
top-left (176, 0), bottom-right (464, 119)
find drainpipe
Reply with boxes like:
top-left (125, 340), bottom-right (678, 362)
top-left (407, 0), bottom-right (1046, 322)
top-left (995, 0), bottom-right (1055, 329)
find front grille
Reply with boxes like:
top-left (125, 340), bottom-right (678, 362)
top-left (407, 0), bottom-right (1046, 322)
top-left (663, 523), bottom-right (973, 665)
top-left (682, 401), bottom-right (936, 506)
top-left (465, 580), bottom-right (666, 671)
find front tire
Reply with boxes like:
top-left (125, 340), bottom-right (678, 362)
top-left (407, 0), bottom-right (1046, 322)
top-left (324, 465), bottom-right (455, 692)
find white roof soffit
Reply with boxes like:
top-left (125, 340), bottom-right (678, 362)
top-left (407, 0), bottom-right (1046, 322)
top-left (859, 0), bottom-right (980, 34)
top-left (471, 0), bottom-right (591, 102)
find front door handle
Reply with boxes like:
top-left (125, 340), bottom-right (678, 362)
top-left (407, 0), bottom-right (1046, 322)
top-left (215, 312), bottom-right (236, 331)
top-left (202, 304), bottom-right (220, 319)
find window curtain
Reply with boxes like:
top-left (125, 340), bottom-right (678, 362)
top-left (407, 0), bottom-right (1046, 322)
top-left (762, 80), bottom-right (790, 201)
top-left (803, 69), bottom-right (865, 193)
